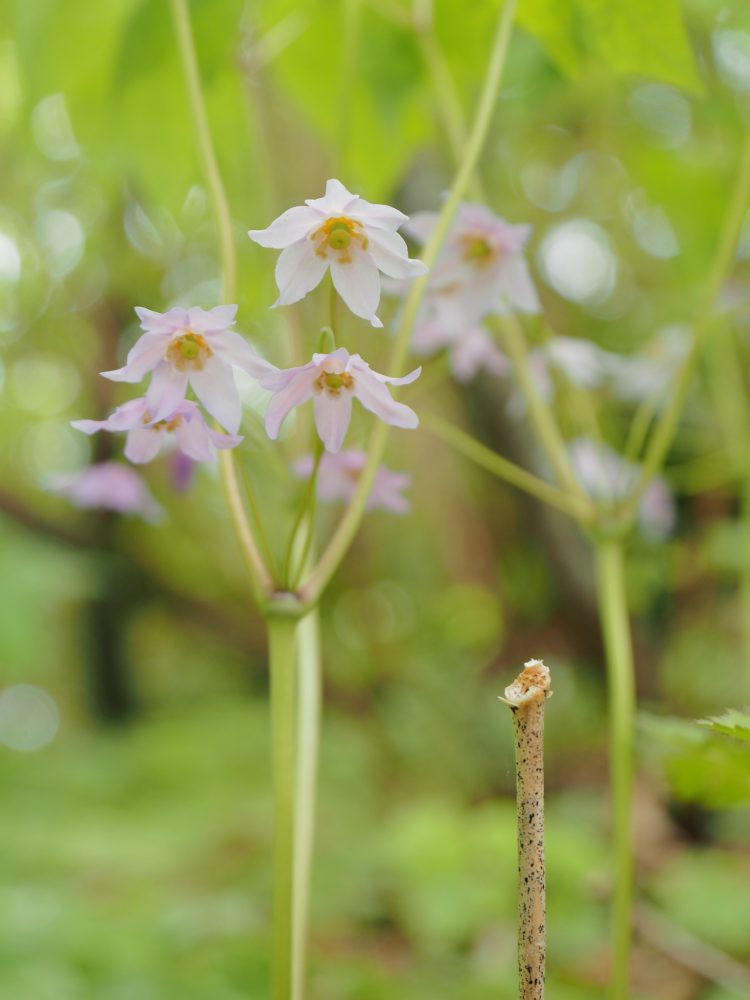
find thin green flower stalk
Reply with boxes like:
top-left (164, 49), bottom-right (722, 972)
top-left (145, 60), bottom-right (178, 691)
top-left (300, 0), bottom-right (520, 605)
top-left (502, 659), bottom-right (552, 1000)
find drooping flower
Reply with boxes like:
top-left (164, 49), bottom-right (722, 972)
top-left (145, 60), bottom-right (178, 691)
top-left (248, 178), bottom-right (428, 328)
top-left (260, 347), bottom-right (420, 453)
top-left (46, 462), bottom-right (163, 521)
top-left (294, 450), bottom-right (411, 514)
top-left (569, 438), bottom-right (675, 539)
top-left (405, 202), bottom-right (540, 319)
top-left (101, 305), bottom-right (271, 434)
top-left (71, 397), bottom-right (242, 464)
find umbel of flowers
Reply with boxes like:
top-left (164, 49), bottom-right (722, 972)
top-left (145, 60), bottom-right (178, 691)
top-left (72, 182), bottom-right (426, 489)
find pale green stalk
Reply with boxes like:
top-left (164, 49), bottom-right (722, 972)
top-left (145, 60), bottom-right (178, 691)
top-left (495, 314), bottom-right (587, 500)
top-left (267, 616), bottom-right (299, 1000)
top-left (170, 0), bottom-right (273, 596)
top-left (338, 0), bottom-right (362, 172)
top-left (424, 412), bottom-right (593, 522)
top-left (594, 539), bottom-right (636, 1000)
top-left (629, 131), bottom-right (750, 513)
top-left (301, 0), bottom-right (519, 604)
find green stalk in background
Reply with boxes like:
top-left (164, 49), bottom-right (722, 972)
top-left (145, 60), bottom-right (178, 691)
top-left (594, 540), bottom-right (636, 1000)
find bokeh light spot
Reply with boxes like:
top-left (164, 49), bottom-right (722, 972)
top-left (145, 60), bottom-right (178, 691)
top-left (0, 685), bottom-right (59, 752)
top-left (537, 219), bottom-right (617, 304)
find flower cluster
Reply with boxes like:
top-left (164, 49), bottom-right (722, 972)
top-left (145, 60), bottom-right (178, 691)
top-left (405, 202), bottom-right (540, 380)
top-left (68, 180), bottom-right (425, 517)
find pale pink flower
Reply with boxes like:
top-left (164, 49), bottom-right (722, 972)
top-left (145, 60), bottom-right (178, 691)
top-left (260, 347), bottom-right (420, 453)
top-left (71, 397), bottom-right (242, 464)
top-left (46, 462), bottom-right (163, 522)
top-left (569, 438), bottom-right (675, 539)
top-left (248, 178), bottom-right (427, 328)
top-left (294, 450), bottom-right (411, 514)
top-left (101, 305), bottom-right (271, 434)
top-left (406, 202), bottom-right (540, 319)
top-left (411, 293), bottom-right (509, 382)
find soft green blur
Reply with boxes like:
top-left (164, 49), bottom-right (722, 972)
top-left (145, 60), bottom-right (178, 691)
top-left (1, 1), bottom-right (750, 997)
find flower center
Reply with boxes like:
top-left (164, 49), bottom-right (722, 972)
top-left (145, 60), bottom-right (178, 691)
top-left (462, 235), bottom-right (495, 265)
top-left (142, 411), bottom-right (183, 432)
top-left (311, 216), bottom-right (368, 264)
top-left (166, 332), bottom-right (213, 372)
top-left (313, 367), bottom-right (355, 397)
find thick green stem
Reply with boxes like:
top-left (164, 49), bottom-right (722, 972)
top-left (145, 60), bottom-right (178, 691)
top-left (301, 0), bottom-right (519, 603)
top-left (292, 609), bottom-right (322, 997)
top-left (267, 615), bottom-right (299, 1000)
top-left (594, 540), bottom-right (636, 1000)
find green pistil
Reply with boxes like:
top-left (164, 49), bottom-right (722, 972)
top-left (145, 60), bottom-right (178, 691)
top-left (179, 335), bottom-right (201, 360)
top-left (327, 222), bottom-right (352, 250)
top-left (325, 372), bottom-right (344, 389)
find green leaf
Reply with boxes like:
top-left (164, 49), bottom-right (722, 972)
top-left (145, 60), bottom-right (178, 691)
top-left (699, 709), bottom-right (750, 743)
top-left (518, 0), bottom-right (703, 93)
top-left (639, 713), bottom-right (750, 808)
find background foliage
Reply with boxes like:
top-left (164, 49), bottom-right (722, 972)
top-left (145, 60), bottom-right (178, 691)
top-left (1, 0), bottom-right (750, 996)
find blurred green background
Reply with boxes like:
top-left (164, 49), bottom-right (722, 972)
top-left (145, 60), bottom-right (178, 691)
top-left (2, 0), bottom-right (750, 997)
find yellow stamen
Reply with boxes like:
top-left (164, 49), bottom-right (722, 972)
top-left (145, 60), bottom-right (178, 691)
top-left (166, 332), bottom-right (213, 371)
top-left (462, 234), bottom-right (495, 264)
top-left (313, 368), bottom-right (355, 397)
top-left (311, 216), bottom-right (368, 264)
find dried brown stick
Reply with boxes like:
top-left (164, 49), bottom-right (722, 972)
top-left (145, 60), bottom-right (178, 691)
top-left (502, 659), bottom-right (552, 1000)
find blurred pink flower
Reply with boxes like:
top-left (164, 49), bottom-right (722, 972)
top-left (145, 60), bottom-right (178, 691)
top-left (72, 397), bottom-right (242, 464)
top-left (46, 462), bottom-right (163, 521)
top-left (101, 305), bottom-right (270, 433)
top-left (406, 202), bottom-right (540, 319)
top-left (569, 438), bottom-right (675, 539)
top-left (294, 450), bottom-right (411, 513)
top-left (248, 178), bottom-right (427, 328)
top-left (411, 293), bottom-right (509, 382)
top-left (260, 347), bottom-right (420, 453)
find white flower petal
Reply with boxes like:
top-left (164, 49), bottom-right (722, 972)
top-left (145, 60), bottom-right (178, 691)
top-left (496, 255), bottom-right (540, 313)
top-left (305, 178), bottom-right (358, 216)
top-left (146, 363), bottom-right (189, 421)
top-left (314, 391), bottom-right (352, 453)
top-left (135, 306), bottom-right (187, 333)
top-left (189, 360), bottom-right (241, 433)
top-left (211, 330), bottom-right (273, 378)
top-left (248, 205), bottom-right (319, 248)
top-left (174, 413), bottom-right (215, 462)
top-left (352, 366), bottom-right (419, 428)
top-left (124, 426), bottom-right (165, 464)
top-left (274, 241), bottom-right (329, 306)
top-left (330, 252), bottom-right (382, 327)
top-left (367, 228), bottom-right (428, 280)
top-left (350, 198), bottom-right (409, 230)
top-left (351, 355), bottom-right (421, 386)
top-left (101, 333), bottom-right (169, 383)
top-left (264, 369), bottom-right (315, 439)
top-left (186, 304), bottom-right (238, 333)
